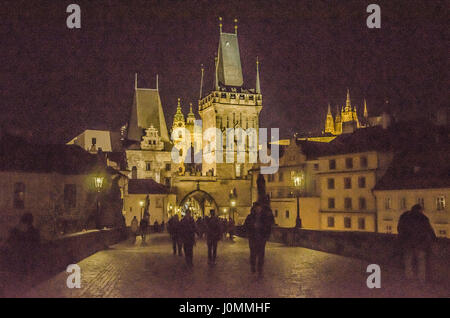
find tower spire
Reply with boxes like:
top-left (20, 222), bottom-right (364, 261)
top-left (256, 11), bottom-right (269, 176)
top-left (255, 56), bottom-right (261, 94)
top-left (234, 18), bottom-right (238, 35)
top-left (135, 73), bottom-right (138, 90)
top-left (156, 74), bottom-right (159, 91)
top-left (327, 103), bottom-right (332, 115)
top-left (346, 88), bottom-right (351, 110)
top-left (199, 64), bottom-right (204, 99)
top-left (364, 99), bottom-right (368, 118)
top-left (219, 17), bottom-right (223, 33)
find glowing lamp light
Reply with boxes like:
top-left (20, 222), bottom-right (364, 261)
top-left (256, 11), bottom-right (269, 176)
top-left (94, 176), bottom-right (104, 192)
top-left (139, 201), bottom-right (144, 207)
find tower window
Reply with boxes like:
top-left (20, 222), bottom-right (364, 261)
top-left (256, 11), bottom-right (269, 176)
top-left (344, 217), bottom-right (352, 229)
top-left (92, 137), bottom-right (96, 145)
top-left (285, 210), bottom-right (289, 218)
top-left (358, 218), bottom-right (366, 230)
top-left (358, 177), bottom-right (366, 188)
top-left (359, 197), bottom-right (367, 210)
top-left (384, 197), bottom-right (392, 210)
top-left (145, 162), bottom-right (151, 171)
top-left (436, 196), bottom-right (446, 210)
top-left (360, 156), bottom-right (368, 168)
top-left (344, 198), bottom-right (352, 210)
top-left (328, 198), bottom-right (335, 209)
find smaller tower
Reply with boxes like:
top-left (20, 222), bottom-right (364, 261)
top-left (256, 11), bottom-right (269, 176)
top-left (255, 56), bottom-right (261, 94)
top-left (172, 98), bottom-right (185, 132)
top-left (324, 104), bottom-right (335, 134)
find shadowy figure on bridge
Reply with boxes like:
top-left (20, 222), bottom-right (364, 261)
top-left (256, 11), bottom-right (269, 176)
top-left (130, 216), bottom-right (139, 244)
top-left (228, 217), bottom-right (235, 241)
top-left (140, 214), bottom-right (149, 245)
top-left (168, 215), bottom-right (183, 256)
top-left (180, 210), bottom-right (197, 267)
top-left (244, 201), bottom-right (274, 277)
top-left (397, 204), bottom-right (437, 283)
top-left (4, 213), bottom-right (40, 273)
top-left (206, 210), bottom-right (221, 265)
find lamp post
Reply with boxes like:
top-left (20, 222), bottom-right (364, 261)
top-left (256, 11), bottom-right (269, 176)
top-left (292, 171), bottom-right (304, 228)
top-left (139, 200), bottom-right (144, 220)
top-left (229, 189), bottom-right (237, 221)
top-left (94, 176), bottom-right (104, 229)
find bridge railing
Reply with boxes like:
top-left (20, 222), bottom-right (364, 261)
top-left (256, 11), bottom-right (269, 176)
top-left (236, 225), bottom-right (450, 284)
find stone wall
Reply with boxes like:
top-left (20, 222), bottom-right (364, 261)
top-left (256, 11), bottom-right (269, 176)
top-left (238, 226), bottom-right (450, 284)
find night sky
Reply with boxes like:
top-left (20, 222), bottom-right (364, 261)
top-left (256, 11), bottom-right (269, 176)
top-left (1, 0), bottom-right (447, 143)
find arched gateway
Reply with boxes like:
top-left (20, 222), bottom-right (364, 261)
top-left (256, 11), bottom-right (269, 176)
top-left (178, 189), bottom-right (220, 218)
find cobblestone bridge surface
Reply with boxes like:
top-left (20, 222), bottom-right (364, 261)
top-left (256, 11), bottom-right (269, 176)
top-left (20, 234), bottom-right (449, 297)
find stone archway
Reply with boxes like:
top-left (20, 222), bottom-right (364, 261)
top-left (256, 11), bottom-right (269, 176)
top-left (178, 189), bottom-right (220, 218)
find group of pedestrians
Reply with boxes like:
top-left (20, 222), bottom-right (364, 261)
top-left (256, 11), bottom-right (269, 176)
top-left (166, 202), bottom-right (274, 276)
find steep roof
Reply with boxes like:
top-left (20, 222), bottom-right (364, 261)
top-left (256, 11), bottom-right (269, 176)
top-left (0, 133), bottom-right (102, 175)
top-left (217, 32), bottom-right (243, 87)
top-left (127, 88), bottom-right (170, 144)
top-left (128, 179), bottom-right (169, 194)
top-left (375, 146), bottom-right (450, 190)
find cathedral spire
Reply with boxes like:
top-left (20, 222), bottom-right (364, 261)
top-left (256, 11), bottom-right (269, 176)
top-left (156, 74), bottom-right (159, 91)
top-left (255, 56), bottom-right (261, 94)
top-left (364, 99), bottom-right (368, 118)
top-left (327, 103), bottom-right (332, 115)
top-left (346, 88), bottom-right (351, 110)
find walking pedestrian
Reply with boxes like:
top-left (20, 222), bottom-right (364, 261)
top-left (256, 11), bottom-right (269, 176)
top-left (243, 201), bottom-right (274, 277)
top-left (228, 217), bottom-right (235, 241)
top-left (140, 214), bottom-right (149, 245)
top-left (130, 216), bottom-right (139, 244)
top-left (397, 204), bottom-right (437, 283)
top-left (206, 210), bottom-right (221, 265)
top-left (180, 210), bottom-right (197, 267)
top-left (168, 215), bottom-right (183, 256)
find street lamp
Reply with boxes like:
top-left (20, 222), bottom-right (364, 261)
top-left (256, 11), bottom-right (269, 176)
top-left (292, 171), bottom-right (304, 228)
top-left (229, 188), bottom-right (237, 221)
top-left (139, 200), bottom-right (144, 220)
top-left (93, 175), bottom-right (104, 229)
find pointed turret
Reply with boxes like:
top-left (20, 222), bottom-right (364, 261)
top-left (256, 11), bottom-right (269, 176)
top-left (345, 88), bottom-right (351, 111)
top-left (255, 57), bottom-right (261, 94)
top-left (214, 56), bottom-right (219, 91)
top-left (324, 103), bottom-right (335, 134)
top-left (363, 99), bottom-right (368, 118)
top-left (172, 98), bottom-right (186, 131)
top-left (187, 102), bottom-right (196, 125)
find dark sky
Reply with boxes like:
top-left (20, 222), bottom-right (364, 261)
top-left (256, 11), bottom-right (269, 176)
top-left (1, 0), bottom-right (448, 143)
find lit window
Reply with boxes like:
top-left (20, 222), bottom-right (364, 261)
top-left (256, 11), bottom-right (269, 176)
top-left (436, 196), bottom-right (445, 210)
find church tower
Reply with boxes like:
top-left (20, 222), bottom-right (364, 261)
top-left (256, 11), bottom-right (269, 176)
top-left (198, 18), bottom-right (262, 178)
top-left (324, 104), bottom-right (335, 134)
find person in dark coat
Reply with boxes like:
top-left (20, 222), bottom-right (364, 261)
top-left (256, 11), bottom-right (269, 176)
top-left (180, 210), bottom-right (197, 267)
top-left (243, 201), bottom-right (274, 276)
top-left (167, 215), bottom-right (183, 256)
top-left (397, 204), bottom-right (437, 282)
top-left (140, 214), bottom-right (149, 245)
top-left (130, 216), bottom-right (139, 244)
top-left (206, 210), bottom-right (222, 265)
top-left (6, 213), bottom-right (40, 273)
top-left (228, 217), bottom-right (235, 241)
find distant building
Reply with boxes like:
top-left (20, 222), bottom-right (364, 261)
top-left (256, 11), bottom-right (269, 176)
top-left (374, 147), bottom-right (450, 238)
top-left (0, 133), bottom-right (120, 241)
